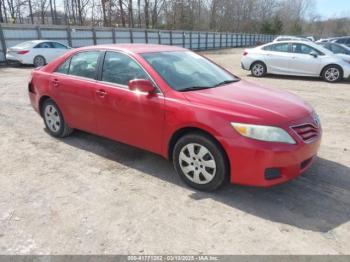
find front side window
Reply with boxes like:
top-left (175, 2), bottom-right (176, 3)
top-left (291, 43), bottom-right (322, 55)
top-left (102, 52), bottom-right (149, 86)
top-left (141, 51), bottom-right (238, 91)
top-left (69, 51), bottom-right (100, 79)
top-left (52, 42), bottom-right (68, 49)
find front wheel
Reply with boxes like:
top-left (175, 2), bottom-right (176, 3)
top-left (173, 133), bottom-right (228, 191)
top-left (322, 65), bottom-right (343, 83)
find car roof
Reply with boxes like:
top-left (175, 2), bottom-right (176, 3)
top-left (74, 44), bottom-right (187, 54)
top-left (76, 44), bottom-right (188, 54)
top-left (262, 40), bottom-right (333, 55)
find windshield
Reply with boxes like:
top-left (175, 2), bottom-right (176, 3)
top-left (141, 51), bottom-right (238, 91)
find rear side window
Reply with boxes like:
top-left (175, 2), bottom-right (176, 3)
top-left (263, 43), bottom-right (289, 52)
top-left (101, 52), bottom-right (149, 86)
top-left (56, 58), bottom-right (71, 74)
top-left (69, 51), bottom-right (100, 79)
top-left (35, 42), bottom-right (52, 48)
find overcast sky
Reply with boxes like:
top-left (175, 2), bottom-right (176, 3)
top-left (316, 0), bottom-right (350, 19)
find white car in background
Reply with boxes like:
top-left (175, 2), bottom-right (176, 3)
top-left (317, 42), bottom-right (350, 62)
top-left (241, 41), bottom-right (350, 83)
top-left (6, 40), bottom-right (71, 67)
top-left (273, 36), bottom-right (311, 42)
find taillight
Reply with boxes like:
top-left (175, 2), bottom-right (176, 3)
top-left (243, 50), bottom-right (248, 56)
top-left (17, 50), bottom-right (29, 55)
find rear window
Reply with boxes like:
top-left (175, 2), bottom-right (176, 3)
top-left (14, 41), bottom-right (34, 49)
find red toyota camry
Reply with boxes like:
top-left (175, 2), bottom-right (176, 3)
top-left (28, 44), bottom-right (321, 191)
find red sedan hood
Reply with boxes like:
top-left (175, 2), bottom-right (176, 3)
top-left (182, 80), bottom-right (313, 125)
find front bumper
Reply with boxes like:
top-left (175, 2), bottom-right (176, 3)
top-left (219, 133), bottom-right (321, 187)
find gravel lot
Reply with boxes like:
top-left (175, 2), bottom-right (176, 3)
top-left (0, 48), bottom-right (349, 255)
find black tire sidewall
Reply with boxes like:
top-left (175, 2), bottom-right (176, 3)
top-left (173, 133), bottom-right (228, 191)
top-left (42, 99), bottom-right (65, 137)
top-left (322, 65), bottom-right (342, 83)
top-left (251, 62), bottom-right (266, 77)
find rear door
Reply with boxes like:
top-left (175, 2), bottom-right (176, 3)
top-left (93, 51), bottom-right (165, 154)
top-left (263, 43), bottom-right (291, 74)
top-left (51, 51), bottom-right (101, 133)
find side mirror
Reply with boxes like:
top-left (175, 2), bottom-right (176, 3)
top-left (128, 79), bottom-right (155, 94)
top-left (310, 51), bottom-right (318, 58)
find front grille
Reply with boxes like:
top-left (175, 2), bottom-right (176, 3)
top-left (291, 123), bottom-right (319, 143)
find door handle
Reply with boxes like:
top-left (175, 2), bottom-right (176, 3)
top-left (96, 89), bottom-right (107, 97)
top-left (52, 79), bottom-right (59, 87)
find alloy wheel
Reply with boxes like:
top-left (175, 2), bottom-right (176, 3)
top-left (252, 63), bottom-right (265, 77)
top-left (44, 105), bottom-right (61, 132)
top-left (178, 143), bottom-right (216, 185)
top-left (324, 67), bottom-right (340, 82)
top-left (34, 56), bottom-right (45, 67)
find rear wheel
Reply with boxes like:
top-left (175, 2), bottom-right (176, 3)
top-left (322, 65), bottom-right (343, 83)
top-left (251, 61), bottom-right (266, 77)
top-left (42, 99), bottom-right (73, 138)
top-left (173, 133), bottom-right (228, 191)
top-left (33, 55), bottom-right (46, 67)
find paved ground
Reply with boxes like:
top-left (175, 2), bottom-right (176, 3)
top-left (0, 48), bottom-right (349, 254)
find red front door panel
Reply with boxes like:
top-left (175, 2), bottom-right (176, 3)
top-left (93, 81), bottom-right (165, 154)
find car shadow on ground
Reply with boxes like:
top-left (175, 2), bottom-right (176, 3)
top-left (246, 73), bottom-right (350, 84)
top-left (61, 130), bottom-right (350, 233)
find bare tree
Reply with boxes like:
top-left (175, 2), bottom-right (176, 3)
top-left (128, 0), bottom-right (133, 27)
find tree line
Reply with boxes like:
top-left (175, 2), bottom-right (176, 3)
top-left (0, 0), bottom-right (349, 37)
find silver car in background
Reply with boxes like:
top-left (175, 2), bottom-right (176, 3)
top-left (241, 41), bottom-right (350, 83)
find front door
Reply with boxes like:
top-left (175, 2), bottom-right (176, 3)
top-left (94, 51), bottom-right (165, 154)
top-left (288, 43), bottom-right (321, 76)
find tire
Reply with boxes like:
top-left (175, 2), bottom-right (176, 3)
top-left (33, 55), bottom-right (46, 67)
top-left (173, 132), bottom-right (228, 191)
top-left (251, 61), bottom-right (267, 77)
top-left (322, 65), bottom-right (343, 83)
top-left (42, 99), bottom-right (73, 138)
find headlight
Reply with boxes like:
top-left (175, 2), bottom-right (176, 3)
top-left (231, 123), bottom-right (296, 144)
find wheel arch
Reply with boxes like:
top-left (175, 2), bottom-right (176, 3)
top-left (167, 127), bottom-right (229, 166)
top-left (38, 95), bottom-right (51, 117)
top-left (320, 63), bottom-right (344, 77)
top-left (249, 60), bottom-right (267, 71)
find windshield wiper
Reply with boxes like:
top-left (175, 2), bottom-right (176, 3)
top-left (179, 86), bottom-right (213, 92)
top-left (213, 79), bottom-right (239, 87)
